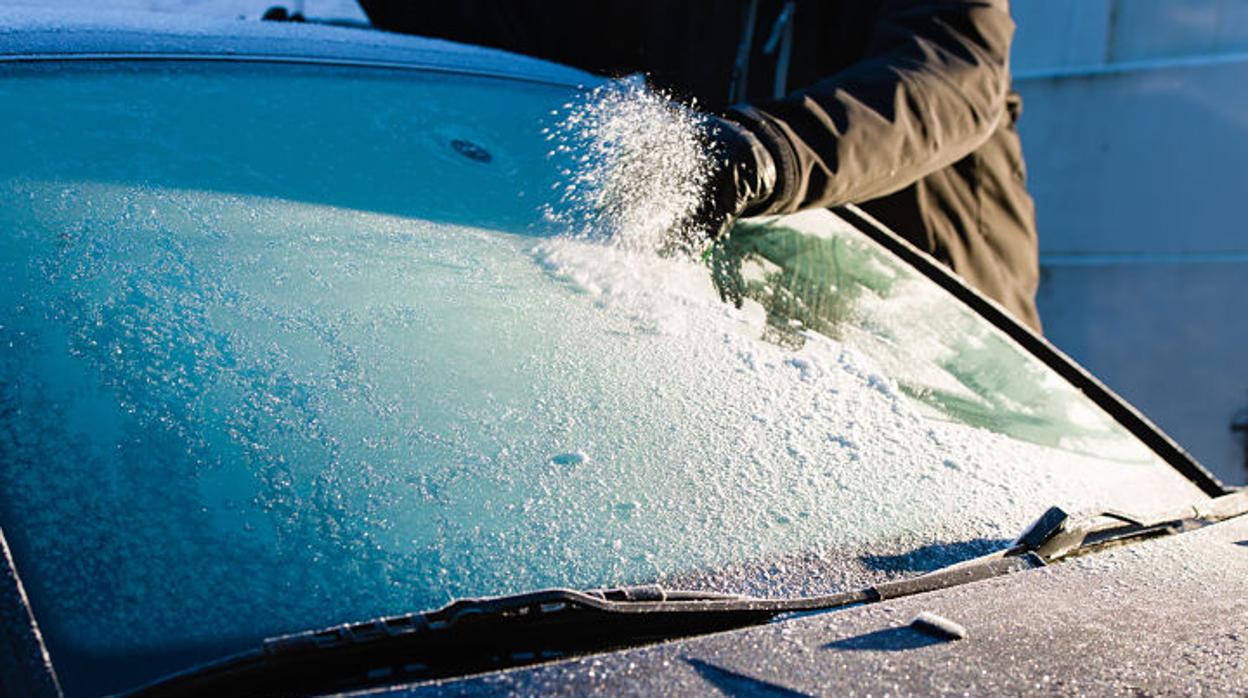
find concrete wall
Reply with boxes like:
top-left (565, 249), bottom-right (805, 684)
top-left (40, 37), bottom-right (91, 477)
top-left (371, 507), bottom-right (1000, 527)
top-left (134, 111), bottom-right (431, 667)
top-left (1012, 0), bottom-right (1248, 72)
top-left (1011, 0), bottom-right (1248, 485)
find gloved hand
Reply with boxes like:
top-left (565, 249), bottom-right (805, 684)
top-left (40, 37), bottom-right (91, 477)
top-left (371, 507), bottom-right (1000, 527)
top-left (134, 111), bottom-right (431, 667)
top-left (683, 113), bottom-right (778, 245)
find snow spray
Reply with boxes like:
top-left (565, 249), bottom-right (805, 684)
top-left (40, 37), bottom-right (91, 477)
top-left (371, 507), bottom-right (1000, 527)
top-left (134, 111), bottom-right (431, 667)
top-left (542, 77), bottom-right (716, 255)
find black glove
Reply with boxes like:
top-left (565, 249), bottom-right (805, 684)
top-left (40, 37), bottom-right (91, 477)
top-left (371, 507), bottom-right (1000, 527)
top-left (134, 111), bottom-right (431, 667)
top-left (684, 113), bottom-right (778, 245)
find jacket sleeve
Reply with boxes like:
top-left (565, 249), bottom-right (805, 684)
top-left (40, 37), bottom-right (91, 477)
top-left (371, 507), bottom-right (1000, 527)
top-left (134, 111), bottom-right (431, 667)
top-left (734, 0), bottom-right (1015, 215)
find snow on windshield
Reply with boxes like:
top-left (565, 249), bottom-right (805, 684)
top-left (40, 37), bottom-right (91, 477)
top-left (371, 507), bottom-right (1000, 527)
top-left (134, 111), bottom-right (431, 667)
top-left (0, 62), bottom-right (1207, 694)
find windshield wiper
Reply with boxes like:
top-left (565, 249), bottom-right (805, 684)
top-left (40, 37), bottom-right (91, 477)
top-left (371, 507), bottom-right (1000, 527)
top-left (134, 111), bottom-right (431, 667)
top-left (127, 557), bottom-right (1035, 697)
top-left (128, 490), bottom-right (1247, 697)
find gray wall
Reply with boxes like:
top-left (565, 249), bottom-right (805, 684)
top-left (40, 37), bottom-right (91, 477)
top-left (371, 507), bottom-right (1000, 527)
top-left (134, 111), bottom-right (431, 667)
top-left (1012, 0), bottom-right (1248, 71)
top-left (1011, 0), bottom-right (1248, 484)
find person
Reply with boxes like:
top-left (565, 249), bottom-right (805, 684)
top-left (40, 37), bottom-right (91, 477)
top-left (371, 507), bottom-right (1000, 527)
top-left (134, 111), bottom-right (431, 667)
top-left (358, 0), bottom-right (1042, 331)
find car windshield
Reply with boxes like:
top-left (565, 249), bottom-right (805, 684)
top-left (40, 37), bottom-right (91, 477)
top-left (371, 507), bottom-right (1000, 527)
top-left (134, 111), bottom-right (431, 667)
top-left (0, 60), bottom-right (1207, 695)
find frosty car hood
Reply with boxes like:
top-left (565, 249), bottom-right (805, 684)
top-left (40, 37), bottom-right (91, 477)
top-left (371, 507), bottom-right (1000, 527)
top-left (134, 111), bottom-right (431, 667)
top-left (383, 515), bottom-right (1248, 695)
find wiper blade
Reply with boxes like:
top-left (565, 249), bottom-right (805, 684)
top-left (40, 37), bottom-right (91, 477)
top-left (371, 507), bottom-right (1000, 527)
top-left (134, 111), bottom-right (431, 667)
top-left (128, 557), bottom-right (1038, 697)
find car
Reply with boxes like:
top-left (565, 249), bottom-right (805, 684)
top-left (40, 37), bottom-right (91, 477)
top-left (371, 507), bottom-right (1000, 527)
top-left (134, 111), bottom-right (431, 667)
top-left (1, 9), bottom-right (1245, 697)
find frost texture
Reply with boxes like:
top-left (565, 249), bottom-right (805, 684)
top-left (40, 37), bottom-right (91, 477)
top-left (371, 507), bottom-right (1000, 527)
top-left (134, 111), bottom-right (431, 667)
top-left (0, 182), bottom-right (1207, 694)
top-left (543, 78), bottom-right (715, 254)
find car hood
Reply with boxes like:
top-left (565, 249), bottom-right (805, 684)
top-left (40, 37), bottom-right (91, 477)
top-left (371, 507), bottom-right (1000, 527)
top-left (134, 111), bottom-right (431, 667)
top-left (375, 513), bottom-right (1248, 695)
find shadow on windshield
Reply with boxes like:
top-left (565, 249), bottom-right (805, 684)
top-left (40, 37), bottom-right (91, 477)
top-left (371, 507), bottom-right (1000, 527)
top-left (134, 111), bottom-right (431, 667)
top-left (859, 538), bottom-right (1010, 575)
top-left (0, 62), bottom-right (567, 239)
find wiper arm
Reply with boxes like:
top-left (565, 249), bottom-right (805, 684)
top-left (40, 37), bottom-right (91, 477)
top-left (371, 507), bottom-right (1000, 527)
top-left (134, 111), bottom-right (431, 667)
top-left (128, 556), bottom-right (1037, 697)
top-left (1010, 489), bottom-right (1248, 563)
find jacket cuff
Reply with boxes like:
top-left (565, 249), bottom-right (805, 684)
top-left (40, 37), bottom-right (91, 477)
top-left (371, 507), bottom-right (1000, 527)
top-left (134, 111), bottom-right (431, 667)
top-left (726, 104), bottom-right (801, 216)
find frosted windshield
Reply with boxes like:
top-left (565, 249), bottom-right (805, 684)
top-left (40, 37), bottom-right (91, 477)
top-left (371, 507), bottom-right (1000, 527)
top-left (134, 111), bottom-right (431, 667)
top-left (0, 62), bottom-right (1205, 695)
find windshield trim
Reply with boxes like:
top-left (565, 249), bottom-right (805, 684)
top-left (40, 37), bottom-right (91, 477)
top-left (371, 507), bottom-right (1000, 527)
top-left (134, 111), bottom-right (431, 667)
top-left (0, 52), bottom-right (591, 90)
top-left (0, 527), bottom-right (61, 698)
top-left (833, 204), bottom-right (1227, 497)
top-left (0, 12), bottom-right (597, 90)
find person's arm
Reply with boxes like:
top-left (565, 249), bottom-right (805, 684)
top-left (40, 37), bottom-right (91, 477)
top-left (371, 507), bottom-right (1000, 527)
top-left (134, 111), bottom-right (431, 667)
top-left (734, 0), bottom-right (1015, 215)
